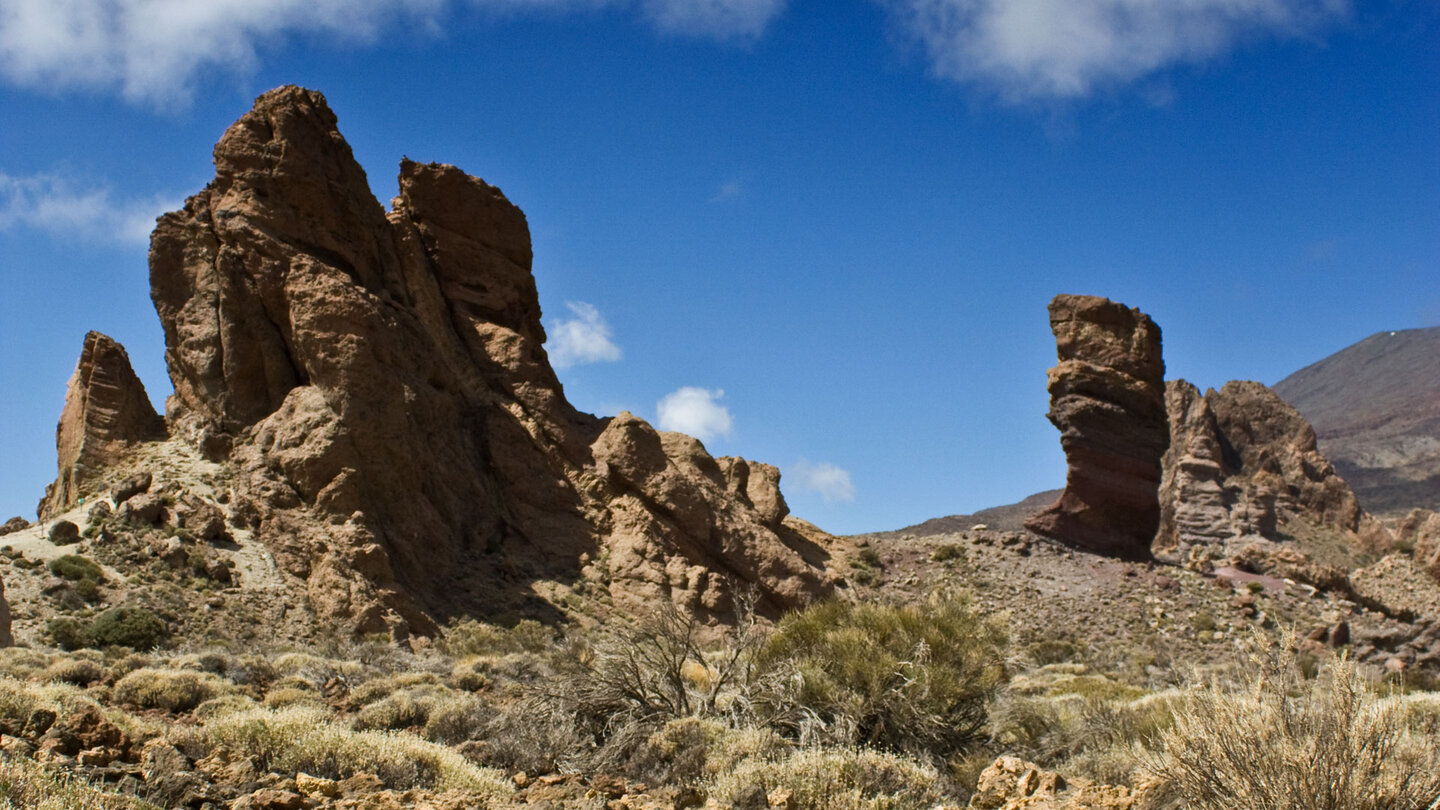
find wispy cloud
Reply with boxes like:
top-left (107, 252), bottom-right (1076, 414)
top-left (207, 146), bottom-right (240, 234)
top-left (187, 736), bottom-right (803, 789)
top-left (710, 178), bottom-right (744, 203)
top-left (881, 0), bottom-right (1348, 101)
top-left (787, 459), bottom-right (856, 503)
top-left (657, 386), bottom-right (733, 442)
top-left (546, 301), bottom-right (623, 369)
top-left (0, 0), bottom-right (786, 105)
top-left (0, 170), bottom-right (175, 245)
top-left (641, 0), bottom-right (785, 40)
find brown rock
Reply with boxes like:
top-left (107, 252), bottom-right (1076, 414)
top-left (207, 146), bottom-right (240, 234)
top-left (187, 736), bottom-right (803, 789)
top-left (968, 756), bottom-right (1140, 810)
top-left (144, 86), bottom-right (833, 633)
top-left (40, 331), bottom-right (165, 518)
top-left (0, 516), bottom-right (28, 535)
top-left (1025, 295), bottom-right (1168, 558)
top-left (1396, 508), bottom-right (1440, 583)
top-left (1159, 378), bottom-right (1388, 558)
top-left (112, 471), bottom-right (152, 504)
top-left (48, 520), bottom-right (81, 546)
top-left (0, 575), bottom-right (12, 646)
top-left (120, 492), bottom-right (165, 526)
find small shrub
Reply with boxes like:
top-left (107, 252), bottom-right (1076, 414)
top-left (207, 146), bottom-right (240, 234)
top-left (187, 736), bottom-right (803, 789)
top-left (752, 592), bottom-right (1007, 759)
top-left (48, 555), bottom-right (104, 583)
top-left (0, 755), bottom-right (159, 809)
top-left (1144, 636), bottom-right (1440, 809)
top-left (353, 692), bottom-right (430, 732)
top-left (113, 668), bottom-right (229, 712)
top-left (706, 746), bottom-right (942, 810)
top-left (43, 657), bottom-right (108, 686)
top-left (1189, 611), bottom-right (1217, 633)
top-left (89, 607), bottom-right (167, 650)
top-left (931, 544), bottom-right (965, 562)
top-left (201, 706), bottom-right (512, 793)
top-left (440, 618), bottom-right (554, 657)
top-left (422, 692), bottom-right (490, 745)
top-left (47, 618), bottom-right (94, 651)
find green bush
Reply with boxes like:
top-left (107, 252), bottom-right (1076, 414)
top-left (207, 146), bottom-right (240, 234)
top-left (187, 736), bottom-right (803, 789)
top-left (753, 592), bottom-right (1008, 759)
top-left (49, 554), bottom-right (104, 582)
top-left (440, 619), bottom-right (554, 657)
top-left (47, 618), bottom-right (94, 651)
top-left (89, 607), bottom-right (167, 650)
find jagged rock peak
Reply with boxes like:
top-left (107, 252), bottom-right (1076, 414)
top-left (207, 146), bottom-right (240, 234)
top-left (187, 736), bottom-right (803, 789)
top-left (40, 331), bottom-right (166, 518)
top-left (1025, 294), bottom-right (1169, 559)
top-left (146, 86), bottom-right (834, 635)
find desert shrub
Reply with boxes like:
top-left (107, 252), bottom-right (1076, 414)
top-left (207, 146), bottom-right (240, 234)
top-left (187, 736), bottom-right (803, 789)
top-left (353, 691), bottom-right (431, 731)
top-left (201, 705), bottom-right (511, 794)
top-left (706, 746), bottom-right (942, 810)
top-left (193, 693), bottom-right (259, 721)
top-left (1144, 637), bottom-right (1440, 809)
top-left (89, 607), bottom-right (167, 650)
top-left (42, 656), bottom-right (109, 686)
top-left (931, 543), bottom-right (965, 562)
top-left (263, 686), bottom-right (325, 710)
top-left (271, 652), bottom-right (369, 686)
top-left (0, 755), bottom-right (160, 809)
top-left (0, 648), bottom-right (54, 680)
top-left (752, 592), bottom-right (1007, 759)
top-left (448, 656), bottom-right (493, 691)
top-left (113, 668), bottom-right (229, 712)
top-left (48, 555), bottom-right (104, 582)
top-left (636, 717), bottom-right (786, 785)
top-left (348, 672), bottom-right (441, 707)
top-left (46, 618), bottom-right (94, 651)
top-left (422, 692), bottom-right (491, 744)
top-left (441, 618), bottom-right (555, 657)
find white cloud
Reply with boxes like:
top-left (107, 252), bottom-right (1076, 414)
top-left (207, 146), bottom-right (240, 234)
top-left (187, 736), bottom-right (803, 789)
top-left (882, 0), bottom-right (1348, 101)
top-left (0, 170), bottom-right (175, 245)
top-left (0, 0), bottom-right (783, 105)
top-left (787, 459), bottom-right (856, 503)
top-left (641, 0), bottom-right (785, 40)
top-left (657, 386), bottom-right (733, 442)
top-left (547, 300), bottom-right (622, 369)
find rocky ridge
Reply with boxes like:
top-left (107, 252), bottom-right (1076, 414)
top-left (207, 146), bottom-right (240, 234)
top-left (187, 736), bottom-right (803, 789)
top-left (25, 85), bottom-right (835, 640)
top-left (1025, 295), bottom-right (1169, 558)
top-left (1273, 326), bottom-right (1440, 516)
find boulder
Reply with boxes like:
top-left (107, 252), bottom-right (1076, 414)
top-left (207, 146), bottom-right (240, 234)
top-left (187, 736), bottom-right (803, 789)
top-left (47, 520), bottom-right (81, 546)
top-left (145, 86), bottom-right (833, 634)
top-left (0, 517), bottom-right (29, 536)
top-left (1396, 508), bottom-right (1440, 583)
top-left (1025, 295), bottom-right (1168, 558)
top-left (40, 332), bottom-right (166, 518)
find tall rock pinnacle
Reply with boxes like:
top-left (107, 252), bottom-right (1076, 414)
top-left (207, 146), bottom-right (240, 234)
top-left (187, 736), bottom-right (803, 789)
top-left (40, 331), bottom-right (166, 518)
top-left (1024, 294), bottom-right (1169, 558)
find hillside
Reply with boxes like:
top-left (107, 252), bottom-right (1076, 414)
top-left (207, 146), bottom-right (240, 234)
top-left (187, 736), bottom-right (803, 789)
top-left (1274, 326), bottom-right (1440, 516)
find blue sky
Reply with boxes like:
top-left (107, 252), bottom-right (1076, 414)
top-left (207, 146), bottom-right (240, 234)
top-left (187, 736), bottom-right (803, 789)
top-left (1, 0), bottom-right (1437, 534)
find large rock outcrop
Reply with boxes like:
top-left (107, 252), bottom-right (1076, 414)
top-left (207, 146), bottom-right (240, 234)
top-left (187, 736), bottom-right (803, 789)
top-left (39, 331), bottom-right (166, 518)
top-left (1025, 295), bottom-right (1169, 558)
top-left (1155, 379), bottom-right (1387, 557)
top-left (148, 86), bottom-right (833, 635)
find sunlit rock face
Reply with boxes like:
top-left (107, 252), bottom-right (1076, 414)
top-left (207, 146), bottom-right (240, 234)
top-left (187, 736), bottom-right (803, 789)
top-left (40, 331), bottom-right (166, 519)
top-left (147, 85), bottom-right (834, 636)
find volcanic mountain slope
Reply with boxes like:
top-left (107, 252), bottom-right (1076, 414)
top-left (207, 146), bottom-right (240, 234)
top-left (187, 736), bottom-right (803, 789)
top-left (1273, 326), bottom-right (1440, 516)
top-left (19, 85), bottom-right (837, 640)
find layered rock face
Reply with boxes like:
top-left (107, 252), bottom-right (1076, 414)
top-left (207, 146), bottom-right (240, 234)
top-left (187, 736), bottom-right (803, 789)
top-left (39, 331), bottom-right (166, 518)
top-left (1156, 379), bottom-right (1387, 556)
top-left (1025, 295), bottom-right (1169, 558)
top-left (148, 86), bottom-right (832, 635)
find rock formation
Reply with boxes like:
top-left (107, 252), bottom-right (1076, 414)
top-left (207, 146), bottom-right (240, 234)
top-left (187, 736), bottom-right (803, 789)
top-left (1156, 379), bottom-right (1388, 557)
top-left (1396, 509), bottom-right (1440, 583)
top-left (1024, 294), bottom-right (1169, 558)
top-left (39, 331), bottom-right (166, 518)
top-left (145, 86), bottom-right (833, 635)
top-left (0, 575), bottom-right (11, 647)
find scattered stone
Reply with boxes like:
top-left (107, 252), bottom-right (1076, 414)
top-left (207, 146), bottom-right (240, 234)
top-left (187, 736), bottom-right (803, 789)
top-left (87, 500), bottom-right (112, 523)
top-left (120, 492), bottom-right (165, 525)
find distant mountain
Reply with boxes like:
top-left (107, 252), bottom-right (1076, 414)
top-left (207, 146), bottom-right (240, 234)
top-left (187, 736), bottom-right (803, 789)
top-left (892, 489), bottom-right (1063, 537)
top-left (1273, 327), bottom-right (1440, 517)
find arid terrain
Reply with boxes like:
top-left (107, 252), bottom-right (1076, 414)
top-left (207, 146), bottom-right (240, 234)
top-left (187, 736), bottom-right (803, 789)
top-left (1, 87), bottom-right (1437, 810)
